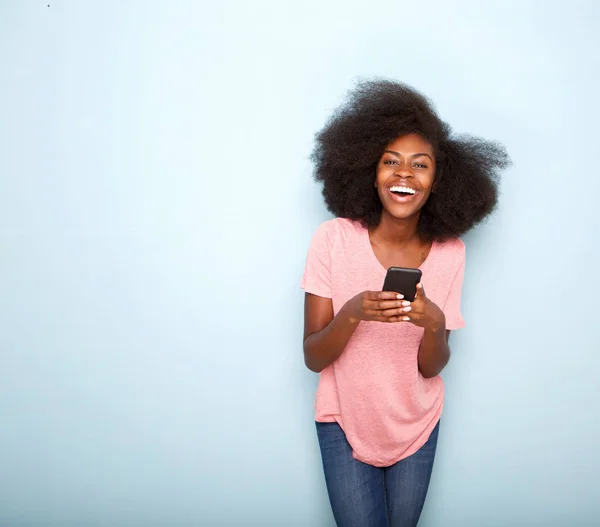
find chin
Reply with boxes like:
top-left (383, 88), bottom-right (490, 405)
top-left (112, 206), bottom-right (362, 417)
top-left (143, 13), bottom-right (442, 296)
top-left (382, 204), bottom-right (421, 221)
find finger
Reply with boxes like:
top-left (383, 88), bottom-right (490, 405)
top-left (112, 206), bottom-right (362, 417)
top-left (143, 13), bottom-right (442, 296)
top-left (366, 307), bottom-right (404, 320)
top-left (384, 314), bottom-right (412, 323)
top-left (378, 291), bottom-right (404, 300)
top-left (370, 314), bottom-right (394, 323)
top-left (380, 306), bottom-right (412, 318)
top-left (366, 299), bottom-right (411, 311)
top-left (385, 315), bottom-right (404, 323)
top-left (365, 299), bottom-right (410, 309)
top-left (384, 314), bottom-right (413, 323)
top-left (416, 283), bottom-right (426, 298)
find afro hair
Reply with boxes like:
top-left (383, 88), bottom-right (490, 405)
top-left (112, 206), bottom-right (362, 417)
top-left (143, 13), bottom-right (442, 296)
top-left (311, 79), bottom-right (511, 241)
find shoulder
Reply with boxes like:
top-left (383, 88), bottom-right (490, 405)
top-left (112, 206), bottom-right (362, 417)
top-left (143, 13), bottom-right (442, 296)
top-left (436, 237), bottom-right (465, 256)
top-left (311, 217), bottom-right (365, 244)
top-left (432, 237), bottom-right (465, 270)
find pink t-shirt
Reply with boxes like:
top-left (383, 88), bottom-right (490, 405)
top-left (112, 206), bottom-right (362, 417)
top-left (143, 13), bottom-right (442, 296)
top-left (301, 218), bottom-right (465, 467)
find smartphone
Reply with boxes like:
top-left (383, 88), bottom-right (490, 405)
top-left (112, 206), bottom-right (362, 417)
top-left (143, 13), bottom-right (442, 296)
top-left (382, 267), bottom-right (422, 302)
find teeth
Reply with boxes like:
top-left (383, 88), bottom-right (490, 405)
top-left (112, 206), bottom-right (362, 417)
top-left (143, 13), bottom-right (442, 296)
top-left (390, 186), bottom-right (417, 195)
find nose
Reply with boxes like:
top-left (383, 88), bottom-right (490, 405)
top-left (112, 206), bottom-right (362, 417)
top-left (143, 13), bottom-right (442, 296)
top-left (395, 166), bottom-right (414, 178)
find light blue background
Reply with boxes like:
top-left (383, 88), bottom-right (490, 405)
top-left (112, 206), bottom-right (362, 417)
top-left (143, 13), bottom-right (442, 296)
top-left (1, 1), bottom-right (599, 526)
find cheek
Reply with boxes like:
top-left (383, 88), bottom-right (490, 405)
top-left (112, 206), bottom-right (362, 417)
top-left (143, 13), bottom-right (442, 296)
top-left (374, 167), bottom-right (386, 187)
top-left (421, 172), bottom-right (436, 193)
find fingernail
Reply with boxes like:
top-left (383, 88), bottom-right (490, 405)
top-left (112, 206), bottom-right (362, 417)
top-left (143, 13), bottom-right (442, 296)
top-left (403, 307), bottom-right (411, 312)
top-left (396, 294), bottom-right (404, 299)
top-left (402, 316), bottom-right (410, 321)
top-left (402, 301), bottom-right (410, 307)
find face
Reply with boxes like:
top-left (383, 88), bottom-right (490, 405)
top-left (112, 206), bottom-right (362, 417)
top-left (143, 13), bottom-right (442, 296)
top-left (375, 133), bottom-right (436, 221)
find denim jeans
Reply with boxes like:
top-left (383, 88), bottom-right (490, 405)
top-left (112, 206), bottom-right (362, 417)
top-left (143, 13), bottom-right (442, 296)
top-left (316, 420), bottom-right (440, 527)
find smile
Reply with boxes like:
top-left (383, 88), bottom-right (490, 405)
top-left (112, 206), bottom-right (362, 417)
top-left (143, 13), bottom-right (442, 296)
top-left (388, 186), bottom-right (419, 203)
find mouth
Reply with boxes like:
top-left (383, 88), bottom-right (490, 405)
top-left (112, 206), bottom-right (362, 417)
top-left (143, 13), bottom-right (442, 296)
top-left (387, 185), bottom-right (419, 203)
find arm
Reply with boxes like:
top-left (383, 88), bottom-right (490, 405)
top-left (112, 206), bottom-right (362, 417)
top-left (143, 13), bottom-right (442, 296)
top-left (303, 294), bottom-right (359, 373)
top-left (407, 283), bottom-right (453, 378)
top-left (303, 291), bottom-right (410, 373)
top-left (418, 327), bottom-right (451, 379)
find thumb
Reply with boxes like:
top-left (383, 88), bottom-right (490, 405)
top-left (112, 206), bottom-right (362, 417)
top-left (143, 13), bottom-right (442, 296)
top-left (416, 282), bottom-right (426, 299)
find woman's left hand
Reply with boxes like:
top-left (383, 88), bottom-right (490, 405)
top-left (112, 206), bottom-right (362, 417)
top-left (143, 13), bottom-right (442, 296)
top-left (403, 283), bottom-right (446, 331)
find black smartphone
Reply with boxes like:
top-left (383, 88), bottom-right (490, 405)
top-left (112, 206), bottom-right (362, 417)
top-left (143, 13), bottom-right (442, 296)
top-left (382, 267), bottom-right (422, 302)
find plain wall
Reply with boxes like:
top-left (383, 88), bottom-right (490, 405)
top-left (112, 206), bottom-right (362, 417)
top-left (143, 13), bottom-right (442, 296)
top-left (1, 1), bottom-right (599, 525)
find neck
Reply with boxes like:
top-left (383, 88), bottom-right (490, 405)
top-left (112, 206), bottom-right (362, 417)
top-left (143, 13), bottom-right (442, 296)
top-left (371, 210), bottom-right (421, 246)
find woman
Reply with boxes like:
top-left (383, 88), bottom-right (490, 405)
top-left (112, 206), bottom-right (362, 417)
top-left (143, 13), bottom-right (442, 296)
top-left (301, 80), bottom-right (509, 527)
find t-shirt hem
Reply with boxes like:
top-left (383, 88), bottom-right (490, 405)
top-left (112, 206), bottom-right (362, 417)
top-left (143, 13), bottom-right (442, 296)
top-left (349, 399), bottom-right (444, 468)
top-left (315, 415), bottom-right (338, 423)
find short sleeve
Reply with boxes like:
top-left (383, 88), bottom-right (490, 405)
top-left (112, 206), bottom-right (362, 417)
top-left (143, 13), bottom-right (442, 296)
top-left (443, 244), bottom-right (466, 330)
top-left (300, 222), bottom-right (332, 299)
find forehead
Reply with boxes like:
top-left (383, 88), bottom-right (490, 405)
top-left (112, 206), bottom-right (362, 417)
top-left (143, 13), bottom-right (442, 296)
top-left (385, 133), bottom-right (434, 155)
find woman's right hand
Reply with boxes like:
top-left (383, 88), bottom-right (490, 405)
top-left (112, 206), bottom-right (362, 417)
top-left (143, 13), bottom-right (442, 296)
top-left (345, 291), bottom-right (412, 324)
top-left (303, 290), bottom-right (411, 373)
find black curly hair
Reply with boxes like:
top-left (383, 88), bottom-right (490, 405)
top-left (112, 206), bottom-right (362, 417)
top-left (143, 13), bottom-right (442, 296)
top-left (311, 79), bottom-right (511, 241)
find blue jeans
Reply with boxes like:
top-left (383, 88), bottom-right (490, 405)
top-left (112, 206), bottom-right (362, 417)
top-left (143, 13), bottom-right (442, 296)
top-left (316, 420), bottom-right (440, 527)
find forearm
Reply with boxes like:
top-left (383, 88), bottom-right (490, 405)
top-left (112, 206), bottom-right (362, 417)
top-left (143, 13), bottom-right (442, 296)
top-left (303, 304), bottom-right (360, 373)
top-left (417, 318), bottom-right (450, 378)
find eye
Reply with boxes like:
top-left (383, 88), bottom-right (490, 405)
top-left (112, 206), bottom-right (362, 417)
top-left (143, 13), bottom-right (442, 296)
top-left (383, 159), bottom-right (398, 165)
top-left (413, 163), bottom-right (428, 169)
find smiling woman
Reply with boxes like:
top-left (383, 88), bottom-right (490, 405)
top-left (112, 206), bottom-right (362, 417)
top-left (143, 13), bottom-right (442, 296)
top-left (377, 134), bottom-right (436, 217)
top-left (301, 80), bottom-right (510, 527)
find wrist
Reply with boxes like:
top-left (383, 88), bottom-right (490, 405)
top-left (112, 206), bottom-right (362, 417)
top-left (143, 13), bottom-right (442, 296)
top-left (425, 305), bottom-right (446, 333)
top-left (340, 301), bottom-right (361, 326)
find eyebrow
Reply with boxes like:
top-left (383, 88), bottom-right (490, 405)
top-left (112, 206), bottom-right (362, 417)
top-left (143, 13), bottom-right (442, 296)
top-left (384, 150), bottom-right (434, 161)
